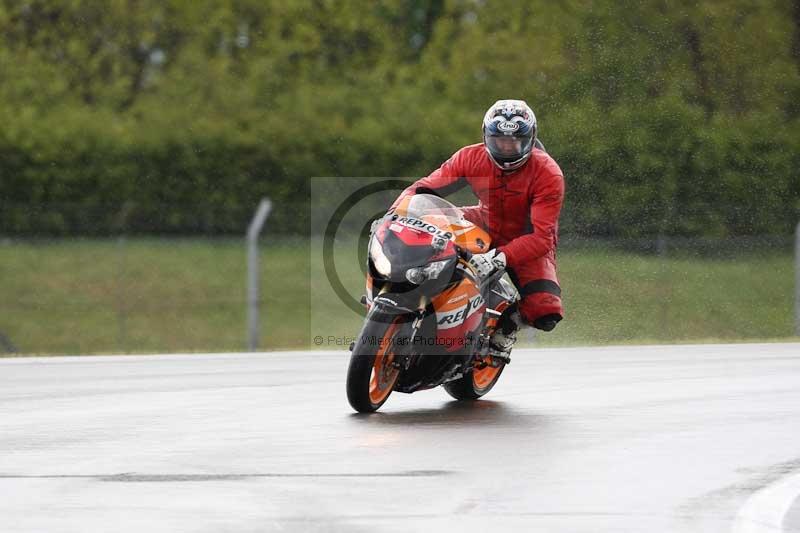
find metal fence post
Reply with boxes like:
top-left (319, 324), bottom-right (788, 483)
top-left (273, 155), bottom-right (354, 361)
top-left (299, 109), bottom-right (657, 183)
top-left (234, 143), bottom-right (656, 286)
top-left (114, 202), bottom-right (134, 352)
top-left (796, 221), bottom-right (800, 337)
top-left (0, 332), bottom-right (17, 354)
top-left (247, 198), bottom-right (273, 351)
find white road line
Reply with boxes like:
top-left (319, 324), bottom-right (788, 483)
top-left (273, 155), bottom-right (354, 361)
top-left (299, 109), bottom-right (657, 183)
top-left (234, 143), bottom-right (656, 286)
top-left (732, 471), bottom-right (800, 533)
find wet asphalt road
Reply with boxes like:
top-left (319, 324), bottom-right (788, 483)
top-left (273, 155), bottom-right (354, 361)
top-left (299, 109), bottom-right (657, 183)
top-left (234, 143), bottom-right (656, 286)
top-left (1, 343), bottom-right (799, 532)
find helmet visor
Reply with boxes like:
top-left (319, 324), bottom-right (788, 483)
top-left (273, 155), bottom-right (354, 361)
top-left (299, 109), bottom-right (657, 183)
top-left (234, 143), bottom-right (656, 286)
top-left (485, 134), bottom-right (533, 162)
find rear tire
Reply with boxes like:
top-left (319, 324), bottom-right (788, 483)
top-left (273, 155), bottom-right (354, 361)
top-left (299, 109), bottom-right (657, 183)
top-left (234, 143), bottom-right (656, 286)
top-left (443, 361), bottom-right (505, 401)
top-left (346, 312), bottom-right (409, 413)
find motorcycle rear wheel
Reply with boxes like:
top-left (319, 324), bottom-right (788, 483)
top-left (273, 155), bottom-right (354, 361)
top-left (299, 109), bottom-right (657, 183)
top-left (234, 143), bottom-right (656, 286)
top-left (443, 359), bottom-right (505, 400)
top-left (346, 312), bottom-right (409, 413)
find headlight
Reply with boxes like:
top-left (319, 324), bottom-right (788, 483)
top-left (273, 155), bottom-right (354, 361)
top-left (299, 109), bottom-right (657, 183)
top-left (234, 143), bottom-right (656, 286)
top-left (405, 260), bottom-right (450, 285)
top-left (369, 237), bottom-right (391, 276)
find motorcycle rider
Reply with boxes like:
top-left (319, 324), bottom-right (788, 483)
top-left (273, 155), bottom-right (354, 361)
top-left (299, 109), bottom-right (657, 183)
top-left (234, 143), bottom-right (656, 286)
top-left (391, 99), bottom-right (564, 354)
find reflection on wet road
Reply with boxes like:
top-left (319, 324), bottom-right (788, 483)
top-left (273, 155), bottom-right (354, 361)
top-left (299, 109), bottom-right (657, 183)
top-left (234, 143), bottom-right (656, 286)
top-left (1, 344), bottom-right (799, 532)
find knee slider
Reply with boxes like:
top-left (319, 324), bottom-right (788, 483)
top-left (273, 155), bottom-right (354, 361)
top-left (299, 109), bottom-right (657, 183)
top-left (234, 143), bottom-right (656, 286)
top-left (532, 313), bottom-right (562, 332)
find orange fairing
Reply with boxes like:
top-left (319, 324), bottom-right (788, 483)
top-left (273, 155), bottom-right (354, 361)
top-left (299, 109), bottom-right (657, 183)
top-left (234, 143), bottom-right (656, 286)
top-left (449, 223), bottom-right (491, 254)
top-left (418, 215), bottom-right (491, 254)
top-left (393, 195), bottom-right (414, 215)
top-left (431, 274), bottom-right (485, 350)
top-left (393, 195), bottom-right (492, 254)
top-left (431, 276), bottom-right (480, 313)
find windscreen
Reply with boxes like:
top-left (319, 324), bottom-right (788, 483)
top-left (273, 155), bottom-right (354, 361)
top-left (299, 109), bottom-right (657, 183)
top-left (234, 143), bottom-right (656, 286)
top-left (396, 194), bottom-right (467, 229)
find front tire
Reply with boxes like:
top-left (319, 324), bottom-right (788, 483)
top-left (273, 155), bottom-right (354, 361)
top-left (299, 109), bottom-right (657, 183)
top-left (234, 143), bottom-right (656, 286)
top-left (346, 312), bottom-right (409, 413)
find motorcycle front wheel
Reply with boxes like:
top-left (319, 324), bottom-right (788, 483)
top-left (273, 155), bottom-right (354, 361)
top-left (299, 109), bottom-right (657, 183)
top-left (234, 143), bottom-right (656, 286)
top-left (346, 311), bottom-right (410, 413)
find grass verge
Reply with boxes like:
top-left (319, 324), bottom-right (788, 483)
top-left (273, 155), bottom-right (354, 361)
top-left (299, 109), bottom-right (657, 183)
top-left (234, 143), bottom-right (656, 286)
top-left (0, 237), bottom-right (795, 355)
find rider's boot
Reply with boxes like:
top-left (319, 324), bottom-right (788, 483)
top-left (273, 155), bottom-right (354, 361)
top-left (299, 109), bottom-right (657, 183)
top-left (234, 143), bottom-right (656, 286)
top-left (488, 309), bottom-right (522, 363)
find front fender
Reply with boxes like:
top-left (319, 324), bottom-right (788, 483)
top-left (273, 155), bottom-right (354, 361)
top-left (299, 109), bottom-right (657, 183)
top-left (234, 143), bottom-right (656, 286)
top-left (371, 295), bottom-right (418, 315)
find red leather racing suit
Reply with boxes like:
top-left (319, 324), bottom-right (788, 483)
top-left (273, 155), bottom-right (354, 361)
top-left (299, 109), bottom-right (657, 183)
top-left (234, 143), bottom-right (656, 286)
top-left (393, 143), bottom-right (565, 327)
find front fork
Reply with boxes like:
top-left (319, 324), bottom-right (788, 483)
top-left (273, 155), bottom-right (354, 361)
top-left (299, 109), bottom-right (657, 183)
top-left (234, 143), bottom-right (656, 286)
top-left (367, 292), bottom-right (428, 372)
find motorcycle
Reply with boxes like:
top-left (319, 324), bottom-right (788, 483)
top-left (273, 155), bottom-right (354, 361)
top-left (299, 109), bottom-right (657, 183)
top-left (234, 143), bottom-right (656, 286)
top-left (346, 194), bottom-right (520, 413)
